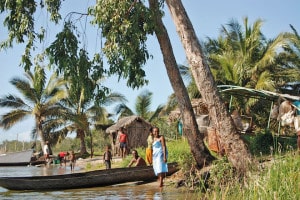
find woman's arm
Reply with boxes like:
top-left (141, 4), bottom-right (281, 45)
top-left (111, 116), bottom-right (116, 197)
top-left (128, 158), bottom-right (135, 167)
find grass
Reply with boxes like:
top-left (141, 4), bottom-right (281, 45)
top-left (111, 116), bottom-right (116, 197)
top-left (80, 136), bottom-right (300, 199)
top-left (201, 152), bottom-right (300, 199)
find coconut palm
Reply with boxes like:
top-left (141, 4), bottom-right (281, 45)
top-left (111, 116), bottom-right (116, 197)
top-left (205, 17), bottom-right (293, 91)
top-left (276, 24), bottom-right (300, 86)
top-left (58, 79), bottom-right (127, 155)
top-left (114, 89), bottom-right (164, 122)
top-left (175, 18), bottom-right (299, 131)
top-left (202, 18), bottom-right (299, 115)
top-left (0, 66), bottom-right (67, 149)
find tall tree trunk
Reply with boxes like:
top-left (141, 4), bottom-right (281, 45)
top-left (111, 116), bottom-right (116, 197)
top-left (165, 0), bottom-right (252, 173)
top-left (77, 129), bottom-right (87, 155)
top-left (149, 0), bottom-right (214, 168)
top-left (36, 117), bottom-right (45, 151)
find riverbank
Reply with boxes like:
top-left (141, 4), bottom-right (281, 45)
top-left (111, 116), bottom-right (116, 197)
top-left (75, 155), bottom-right (184, 188)
top-left (75, 155), bottom-right (123, 169)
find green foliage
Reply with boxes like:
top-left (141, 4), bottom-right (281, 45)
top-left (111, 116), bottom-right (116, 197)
top-left (135, 90), bottom-right (153, 119)
top-left (208, 157), bottom-right (237, 189)
top-left (0, 0), bottom-right (36, 45)
top-left (151, 117), bottom-right (179, 140)
top-left (245, 129), bottom-right (297, 156)
top-left (166, 139), bottom-right (194, 170)
top-left (52, 137), bottom-right (81, 153)
top-left (90, 0), bottom-right (159, 88)
top-left (85, 130), bottom-right (111, 154)
top-left (0, 0), bottom-right (61, 70)
top-left (44, 0), bottom-right (62, 23)
top-left (46, 22), bottom-right (109, 105)
top-left (201, 152), bottom-right (300, 199)
top-left (249, 130), bottom-right (274, 155)
top-left (118, 139), bottom-right (193, 169)
top-left (0, 66), bottom-right (68, 146)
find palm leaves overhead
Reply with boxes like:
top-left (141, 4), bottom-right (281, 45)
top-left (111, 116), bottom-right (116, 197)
top-left (277, 25), bottom-right (300, 83)
top-left (200, 17), bottom-right (300, 119)
top-left (0, 66), bottom-right (66, 147)
top-left (178, 64), bottom-right (201, 99)
top-left (205, 17), bottom-right (294, 91)
top-left (115, 89), bottom-right (164, 122)
top-left (135, 90), bottom-right (153, 119)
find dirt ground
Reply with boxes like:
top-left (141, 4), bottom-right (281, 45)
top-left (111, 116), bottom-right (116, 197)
top-left (75, 156), bottom-right (123, 169)
top-left (74, 156), bottom-right (184, 187)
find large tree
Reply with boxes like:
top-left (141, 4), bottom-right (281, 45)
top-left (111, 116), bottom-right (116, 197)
top-left (148, 0), bottom-right (214, 167)
top-left (165, 0), bottom-right (252, 173)
top-left (0, 0), bottom-right (255, 171)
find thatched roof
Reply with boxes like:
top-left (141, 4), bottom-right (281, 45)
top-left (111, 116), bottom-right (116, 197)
top-left (106, 115), bottom-right (152, 134)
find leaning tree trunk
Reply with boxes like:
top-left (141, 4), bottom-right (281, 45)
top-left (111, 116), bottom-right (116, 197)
top-left (149, 0), bottom-right (214, 168)
top-left (165, 0), bottom-right (252, 173)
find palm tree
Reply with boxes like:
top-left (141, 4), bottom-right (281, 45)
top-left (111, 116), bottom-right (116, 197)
top-left (205, 17), bottom-right (294, 92)
top-left (0, 66), bottom-right (67, 149)
top-left (203, 18), bottom-right (299, 129)
top-left (288, 25), bottom-right (300, 66)
top-left (60, 80), bottom-right (127, 155)
top-left (277, 24), bottom-right (300, 86)
top-left (114, 89), bottom-right (164, 122)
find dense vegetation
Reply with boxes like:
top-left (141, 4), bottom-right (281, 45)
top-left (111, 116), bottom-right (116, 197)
top-left (0, 1), bottom-right (300, 198)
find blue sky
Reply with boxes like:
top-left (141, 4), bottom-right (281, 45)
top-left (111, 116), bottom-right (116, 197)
top-left (0, 0), bottom-right (299, 142)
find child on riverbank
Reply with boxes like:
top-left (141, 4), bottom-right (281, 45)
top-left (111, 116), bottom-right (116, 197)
top-left (69, 151), bottom-right (76, 172)
top-left (103, 145), bottom-right (113, 169)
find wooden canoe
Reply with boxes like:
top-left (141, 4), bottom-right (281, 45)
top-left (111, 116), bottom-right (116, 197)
top-left (0, 162), bottom-right (179, 190)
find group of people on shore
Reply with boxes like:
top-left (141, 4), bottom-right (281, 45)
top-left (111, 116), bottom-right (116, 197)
top-left (43, 141), bottom-right (76, 172)
top-left (104, 126), bottom-right (168, 187)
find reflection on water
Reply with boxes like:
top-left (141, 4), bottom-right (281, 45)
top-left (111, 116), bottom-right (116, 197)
top-left (0, 165), bottom-right (198, 199)
top-left (0, 183), bottom-right (198, 200)
top-left (0, 165), bottom-right (80, 177)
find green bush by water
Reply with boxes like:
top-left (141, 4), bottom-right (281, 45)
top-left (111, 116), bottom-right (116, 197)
top-left (202, 152), bottom-right (300, 199)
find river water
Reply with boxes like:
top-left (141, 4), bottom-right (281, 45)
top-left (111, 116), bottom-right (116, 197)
top-left (0, 165), bottom-right (198, 200)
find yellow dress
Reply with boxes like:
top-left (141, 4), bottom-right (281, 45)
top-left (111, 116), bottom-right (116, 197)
top-left (145, 134), bottom-right (153, 165)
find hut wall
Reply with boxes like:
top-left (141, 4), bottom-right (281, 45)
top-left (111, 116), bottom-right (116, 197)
top-left (127, 122), bottom-right (150, 149)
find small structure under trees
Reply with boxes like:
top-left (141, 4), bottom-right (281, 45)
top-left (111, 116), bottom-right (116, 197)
top-left (106, 116), bottom-right (152, 156)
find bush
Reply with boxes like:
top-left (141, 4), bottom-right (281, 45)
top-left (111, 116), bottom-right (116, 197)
top-left (249, 130), bottom-right (274, 155)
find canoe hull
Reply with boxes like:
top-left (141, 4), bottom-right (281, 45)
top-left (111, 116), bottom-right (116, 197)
top-left (0, 162), bottom-right (179, 190)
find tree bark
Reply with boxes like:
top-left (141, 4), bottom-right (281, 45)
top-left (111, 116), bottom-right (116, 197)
top-left (165, 0), bottom-right (252, 173)
top-left (36, 117), bottom-right (45, 151)
top-left (149, 0), bottom-right (214, 168)
top-left (77, 129), bottom-right (87, 155)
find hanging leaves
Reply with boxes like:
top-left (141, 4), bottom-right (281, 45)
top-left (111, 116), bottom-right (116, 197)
top-left (90, 0), bottom-right (158, 88)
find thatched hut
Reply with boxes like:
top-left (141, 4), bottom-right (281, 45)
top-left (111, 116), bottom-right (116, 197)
top-left (106, 115), bottom-right (152, 156)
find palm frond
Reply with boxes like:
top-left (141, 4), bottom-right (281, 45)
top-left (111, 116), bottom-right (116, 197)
top-left (0, 110), bottom-right (31, 129)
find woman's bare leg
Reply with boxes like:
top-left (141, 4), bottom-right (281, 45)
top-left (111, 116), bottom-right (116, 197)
top-left (158, 173), bottom-right (164, 187)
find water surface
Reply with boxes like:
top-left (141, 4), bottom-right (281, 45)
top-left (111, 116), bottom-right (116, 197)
top-left (0, 165), bottom-right (197, 199)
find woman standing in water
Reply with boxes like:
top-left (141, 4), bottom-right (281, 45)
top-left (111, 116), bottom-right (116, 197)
top-left (152, 127), bottom-right (168, 187)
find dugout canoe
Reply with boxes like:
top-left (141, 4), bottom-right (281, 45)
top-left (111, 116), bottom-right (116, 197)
top-left (0, 162), bottom-right (179, 190)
